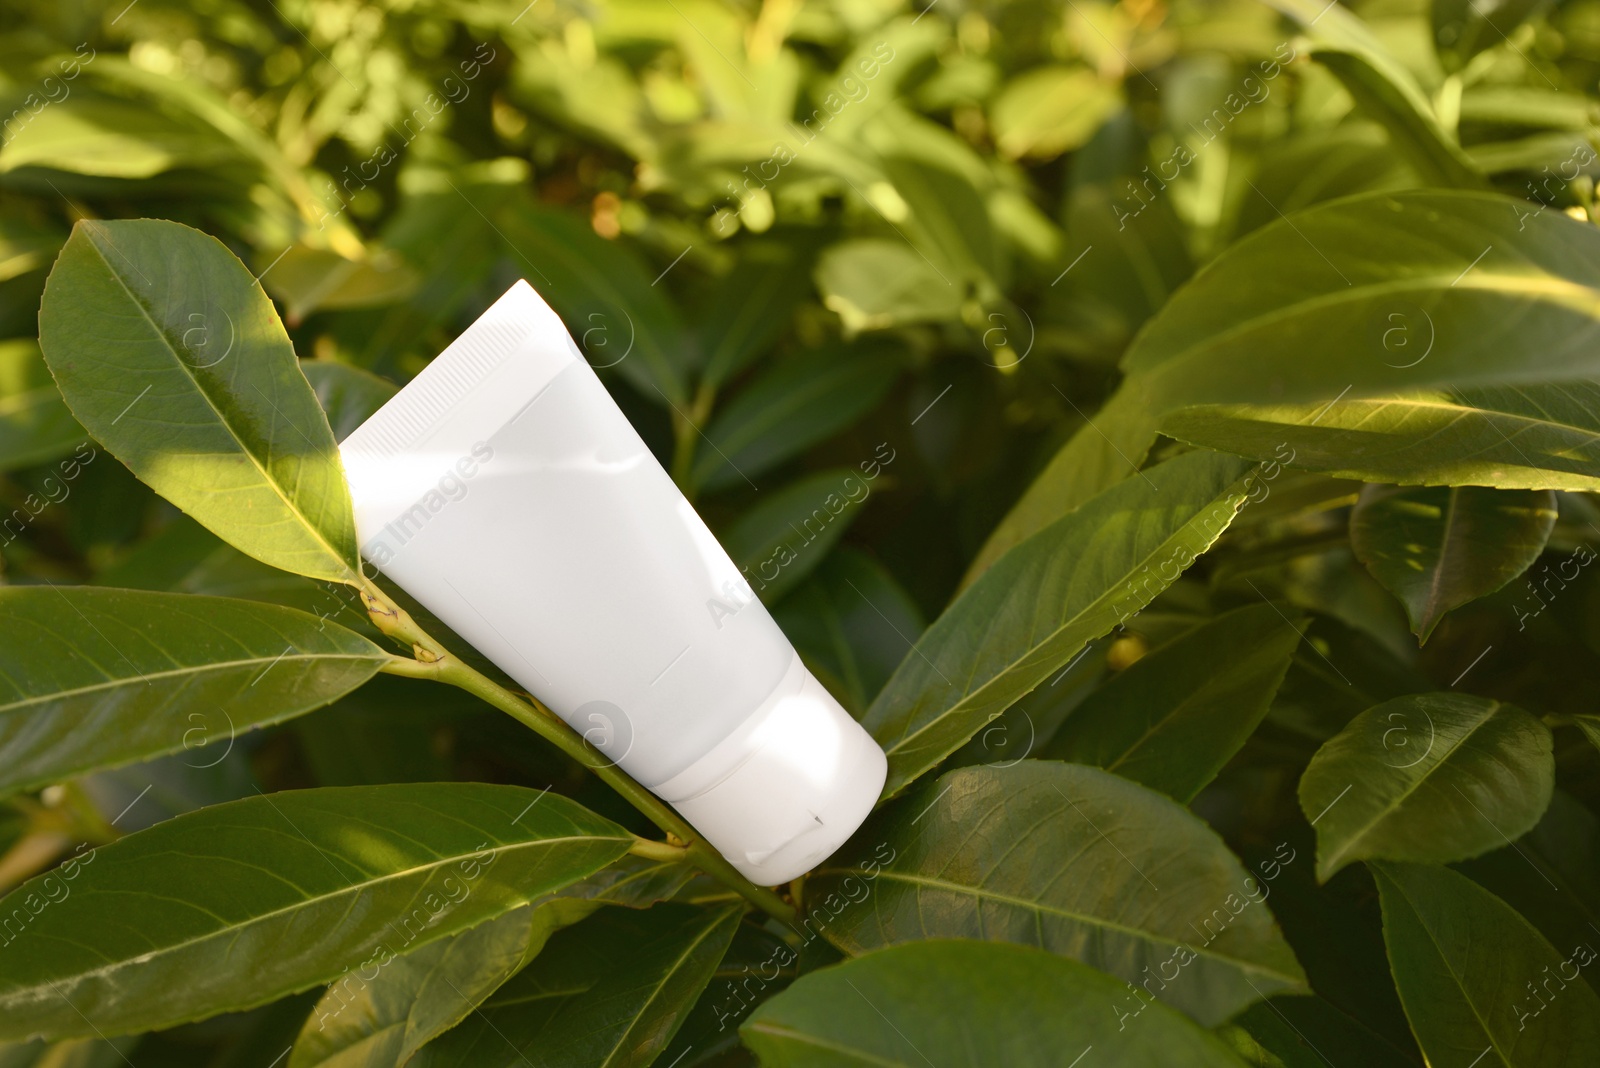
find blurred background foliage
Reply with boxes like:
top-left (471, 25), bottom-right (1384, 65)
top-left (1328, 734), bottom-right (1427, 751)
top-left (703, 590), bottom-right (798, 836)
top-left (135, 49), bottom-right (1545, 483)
top-left (3, 0), bottom-right (1600, 1063)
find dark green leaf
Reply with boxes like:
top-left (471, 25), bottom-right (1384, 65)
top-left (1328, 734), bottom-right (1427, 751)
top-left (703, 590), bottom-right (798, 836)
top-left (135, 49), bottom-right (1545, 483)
top-left (809, 763), bottom-right (1307, 1025)
top-left (1351, 484), bottom-right (1557, 641)
top-left (1041, 603), bottom-right (1303, 801)
top-left (699, 240), bottom-right (821, 389)
top-left (289, 855), bottom-right (697, 1068)
top-left (302, 362), bottom-right (398, 444)
top-left (494, 199), bottom-right (695, 406)
top-left (691, 346), bottom-right (897, 494)
top-left (722, 469), bottom-right (867, 604)
top-left (38, 218), bottom-right (359, 582)
top-left (866, 449), bottom-right (1256, 798)
top-left (0, 586), bottom-right (386, 797)
top-left (774, 549), bottom-right (926, 716)
top-left (1220, 994), bottom-right (1420, 1068)
top-left (742, 940), bottom-right (1251, 1067)
top-left (411, 903), bottom-right (740, 1068)
top-left (1374, 861), bottom-right (1600, 1067)
top-left (0, 784), bottom-right (632, 1040)
top-left (1299, 693), bottom-right (1554, 881)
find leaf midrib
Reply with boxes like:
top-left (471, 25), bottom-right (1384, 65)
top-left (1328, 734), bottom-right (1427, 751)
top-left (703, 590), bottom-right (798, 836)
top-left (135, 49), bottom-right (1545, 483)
top-left (82, 225), bottom-right (355, 579)
top-left (0, 651), bottom-right (382, 714)
top-left (1318, 701), bottom-right (1502, 874)
top-left (1139, 271), bottom-right (1600, 400)
top-left (879, 474), bottom-right (1249, 766)
top-left (0, 830), bottom-right (630, 998)
top-left (817, 867), bottom-right (1303, 986)
top-left (600, 911), bottom-right (735, 1068)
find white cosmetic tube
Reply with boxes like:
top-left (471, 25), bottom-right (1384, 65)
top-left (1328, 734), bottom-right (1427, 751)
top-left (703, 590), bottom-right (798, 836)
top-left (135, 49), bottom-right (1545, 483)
top-left (339, 280), bottom-right (887, 884)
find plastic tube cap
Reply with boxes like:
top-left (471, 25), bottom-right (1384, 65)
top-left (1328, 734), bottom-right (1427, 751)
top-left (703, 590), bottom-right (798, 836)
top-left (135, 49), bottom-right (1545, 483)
top-left (651, 657), bottom-right (887, 886)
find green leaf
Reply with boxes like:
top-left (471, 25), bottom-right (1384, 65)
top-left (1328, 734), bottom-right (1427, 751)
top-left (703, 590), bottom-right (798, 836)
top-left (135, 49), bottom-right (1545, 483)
top-left (774, 549), bottom-right (926, 716)
top-left (1350, 484), bottom-right (1557, 641)
top-left (260, 246), bottom-right (419, 324)
top-left (0, 340), bottom-right (83, 473)
top-left (1456, 789), bottom-right (1600, 993)
top-left (410, 903), bottom-right (740, 1068)
top-left (865, 449), bottom-right (1255, 798)
top-left (989, 65), bottom-right (1121, 161)
top-left (0, 96), bottom-right (241, 179)
top-left (1299, 693), bottom-right (1555, 881)
top-left (722, 469), bottom-right (866, 604)
top-left (814, 238), bottom-right (960, 335)
top-left (699, 239), bottom-right (822, 389)
top-left (289, 855), bottom-right (697, 1068)
top-left (1163, 385), bottom-right (1600, 492)
top-left (741, 940), bottom-right (1251, 1067)
top-left (1433, 0), bottom-right (1552, 72)
top-left (493, 199), bottom-right (695, 406)
top-left (961, 385), bottom-right (1160, 586)
top-left (1220, 994), bottom-right (1420, 1068)
top-left (690, 346), bottom-right (898, 494)
top-left (809, 763), bottom-right (1306, 1026)
top-left (37, 218), bottom-right (359, 583)
top-left (0, 784), bottom-right (633, 1040)
top-left (1261, 0), bottom-right (1482, 188)
top-left (1041, 603), bottom-right (1304, 802)
top-left (1374, 861), bottom-right (1600, 1067)
top-left (1576, 715), bottom-right (1600, 755)
top-left (0, 586), bottom-right (386, 798)
top-left (302, 362), bottom-right (399, 444)
top-left (1127, 191), bottom-right (1600, 413)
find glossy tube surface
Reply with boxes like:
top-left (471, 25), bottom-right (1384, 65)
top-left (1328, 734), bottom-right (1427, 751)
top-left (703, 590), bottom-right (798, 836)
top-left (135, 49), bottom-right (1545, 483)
top-left (340, 281), bottom-right (886, 884)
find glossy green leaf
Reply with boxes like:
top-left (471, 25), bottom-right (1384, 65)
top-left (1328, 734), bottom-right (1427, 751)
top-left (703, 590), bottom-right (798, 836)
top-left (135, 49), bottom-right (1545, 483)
top-left (866, 449), bottom-right (1255, 798)
top-left (809, 763), bottom-right (1306, 1025)
top-left (774, 549), bottom-right (926, 716)
top-left (410, 903), bottom-right (740, 1068)
top-left (1375, 861), bottom-right (1600, 1067)
top-left (1164, 385), bottom-right (1600, 492)
top-left (37, 218), bottom-right (359, 583)
top-left (0, 586), bottom-right (385, 797)
top-left (1299, 693), bottom-right (1555, 881)
top-left (1041, 603), bottom-right (1304, 801)
top-left (1229, 124), bottom-right (1417, 241)
top-left (0, 784), bottom-right (633, 1040)
top-left (1350, 484), bottom-right (1557, 641)
top-left (690, 345), bottom-right (897, 494)
top-left (742, 940), bottom-right (1251, 1067)
top-left (0, 340), bottom-right (83, 473)
top-left (289, 855), bottom-right (697, 1068)
top-left (1128, 192), bottom-right (1600, 413)
top-left (990, 65), bottom-right (1121, 161)
top-left (722, 469), bottom-right (866, 604)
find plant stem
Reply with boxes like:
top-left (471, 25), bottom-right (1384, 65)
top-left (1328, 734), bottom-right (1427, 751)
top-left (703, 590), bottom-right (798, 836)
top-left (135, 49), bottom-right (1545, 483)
top-left (363, 577), bottom-right (795, 924)
top-left (668, 380), bottom-right (716, 496)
